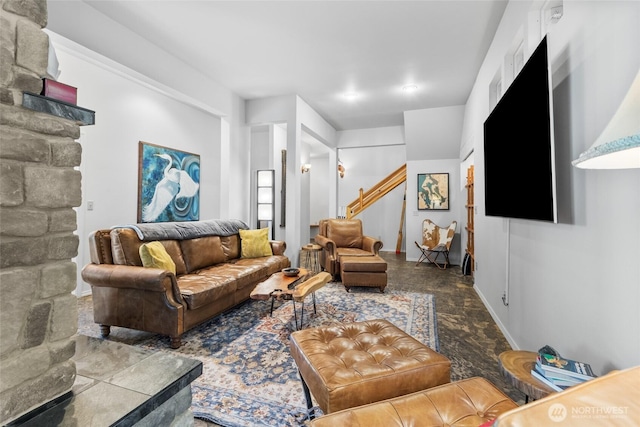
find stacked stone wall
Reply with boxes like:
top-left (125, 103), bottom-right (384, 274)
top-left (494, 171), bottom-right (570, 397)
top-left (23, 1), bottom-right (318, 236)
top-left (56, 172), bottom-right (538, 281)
top-left (0, 0), bottom-right (80, 423)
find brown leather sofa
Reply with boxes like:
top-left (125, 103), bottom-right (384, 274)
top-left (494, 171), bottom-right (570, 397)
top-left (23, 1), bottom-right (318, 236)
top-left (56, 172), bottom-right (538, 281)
top-left (81, 219), bottom-right (290, 348)
top-left (314, 218), bottom-right (383, 278)
top-left (494, 365), bottom-right (640, 426)
top-left (309, 365), bottom-right (640, 426)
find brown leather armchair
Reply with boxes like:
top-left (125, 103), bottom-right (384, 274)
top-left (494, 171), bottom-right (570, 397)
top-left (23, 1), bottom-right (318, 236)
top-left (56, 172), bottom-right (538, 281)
top-left (314, 218), bottom-right (383, 278)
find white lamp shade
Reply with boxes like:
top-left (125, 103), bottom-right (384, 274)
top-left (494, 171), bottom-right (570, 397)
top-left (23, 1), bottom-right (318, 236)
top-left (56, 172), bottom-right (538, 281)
top-left (573, 70), bottom-right (640, 169)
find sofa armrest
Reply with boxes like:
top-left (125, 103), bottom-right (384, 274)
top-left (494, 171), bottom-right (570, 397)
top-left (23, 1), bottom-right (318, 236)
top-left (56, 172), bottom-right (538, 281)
top-left (81, 264), bottom-right (184, 305)
top-left (314, 234), bottom-right (336, 257)
top-left (314, 234), bottom-right (338, 276)
top-left (362, 236), bottom-right (383, 254)
top-left (494, 365), bottom-right (640, 426)
top-left (269, 240), bottom-right (287, 256)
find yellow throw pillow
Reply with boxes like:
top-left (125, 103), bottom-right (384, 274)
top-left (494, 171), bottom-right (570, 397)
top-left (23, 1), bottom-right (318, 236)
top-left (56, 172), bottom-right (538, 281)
top-left (239, 228), bottom-right (273, 258)
top-left (139, 241), bottom-right (177, 274)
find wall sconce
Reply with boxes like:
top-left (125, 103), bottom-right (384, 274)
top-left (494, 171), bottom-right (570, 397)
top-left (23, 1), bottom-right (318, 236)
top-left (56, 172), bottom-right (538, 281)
top-left (338, 161), bottom-right (345, 178)
top-left (301, 163), bottom-right (311, 174)
top-left (572, 70), bottom-right (640, 169)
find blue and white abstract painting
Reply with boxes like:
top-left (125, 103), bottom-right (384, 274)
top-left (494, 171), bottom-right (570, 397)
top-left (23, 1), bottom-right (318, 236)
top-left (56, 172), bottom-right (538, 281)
top-left (138, 141), bottom-right (200, 223)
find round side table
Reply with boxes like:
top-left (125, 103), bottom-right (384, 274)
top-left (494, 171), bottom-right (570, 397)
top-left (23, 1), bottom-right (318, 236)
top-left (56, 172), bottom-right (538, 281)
top-left (498, 350), bottom-right (555, 403)
top-left (301, 244), bottom-right (322, 273)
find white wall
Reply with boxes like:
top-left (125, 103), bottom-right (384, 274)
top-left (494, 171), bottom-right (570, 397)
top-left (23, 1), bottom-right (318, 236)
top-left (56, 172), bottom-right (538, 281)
top-left (335, 132), bottom-right (407, 251)
top-left (222, 99), bottom-right (250, 221)
top-left (335, 123), bottom-right (465, 259)
top-left (468, 1), bottom-right (640, 374)
top-left (50, 34), bottom-right (246, 296)
top-left (46, 2), bottom-right (231, 118)
top-left (405, 159), bottom-right (462, 266)
top-left (309, 155), bottom-right (330, 226)
top-left (401, 106), bottom-right (468, 264)
top-left (338, 126), bottom-right (404, 149)
top-left (249, 126), bottom-right (270, 233)
top-left (405, 106), bottom-right (464, 160)
top-left (246, 96), bottom-right (338, 264)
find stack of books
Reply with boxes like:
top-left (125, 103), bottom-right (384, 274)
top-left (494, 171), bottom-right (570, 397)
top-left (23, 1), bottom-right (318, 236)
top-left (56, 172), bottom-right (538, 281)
top-left (531, 352), bottom-right (597, 392)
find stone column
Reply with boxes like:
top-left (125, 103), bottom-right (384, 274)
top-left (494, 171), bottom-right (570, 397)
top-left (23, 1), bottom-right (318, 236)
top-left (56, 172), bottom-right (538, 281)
top-left (0, 0), bottom-right (81, 423)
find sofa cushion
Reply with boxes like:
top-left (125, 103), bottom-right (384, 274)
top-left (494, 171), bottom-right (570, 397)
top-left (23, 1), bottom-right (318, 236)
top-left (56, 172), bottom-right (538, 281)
top-left (180, 236), bottom-right (226, 273)
top-left (110, 228), bottom-right (188, 274)
top-left (111, 228), bottom-right (144, 266)
top-left (231, 255), bottom-right (290, 290)
top-left (327, 219), bottom-right (363, 248)
top-left (177, 270), bottom-right (238, 310)
top-left (178, 261), bottom-right (273, 309)
top-left (161, 240), bottom-right (188, 275)
top-left (139, 241), bottom-right (176, 274)
top-left (221, 234), bottom-right (241, 260)
top-left (239, 228), bottom-right (273, 258)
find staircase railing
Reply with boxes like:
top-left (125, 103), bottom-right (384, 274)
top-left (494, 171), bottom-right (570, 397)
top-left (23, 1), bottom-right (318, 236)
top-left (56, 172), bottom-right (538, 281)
top-left (346, 164), bottom-right (407, 218)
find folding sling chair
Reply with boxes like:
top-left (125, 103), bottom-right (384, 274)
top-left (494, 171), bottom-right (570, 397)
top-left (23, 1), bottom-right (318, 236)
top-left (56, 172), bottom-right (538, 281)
top-left (414, 219), bottom-right (457, 269)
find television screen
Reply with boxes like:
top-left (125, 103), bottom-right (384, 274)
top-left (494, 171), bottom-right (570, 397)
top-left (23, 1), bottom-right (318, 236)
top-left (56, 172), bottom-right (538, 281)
top-left (484, 36), bottom-right (557, 223)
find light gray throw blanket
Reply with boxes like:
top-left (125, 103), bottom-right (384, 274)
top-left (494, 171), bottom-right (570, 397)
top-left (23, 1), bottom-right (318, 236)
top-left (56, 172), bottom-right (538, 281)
top-left (113, 219), bottom-right (250, 241)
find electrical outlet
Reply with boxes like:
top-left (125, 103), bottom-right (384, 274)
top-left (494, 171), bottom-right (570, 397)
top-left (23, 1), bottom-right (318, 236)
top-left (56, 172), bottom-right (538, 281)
top-left (474, 261), bottom-right (478, 271)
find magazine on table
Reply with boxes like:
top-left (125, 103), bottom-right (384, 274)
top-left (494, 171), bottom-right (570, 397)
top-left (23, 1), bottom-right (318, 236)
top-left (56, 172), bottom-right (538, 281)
top-left (531, 368), bottom-right (569, 392)
top-left (537, 353), bottom-right (597, 381)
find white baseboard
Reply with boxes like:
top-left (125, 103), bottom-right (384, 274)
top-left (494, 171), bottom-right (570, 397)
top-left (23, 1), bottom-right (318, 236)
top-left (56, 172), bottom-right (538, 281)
top-left (73, 289), bottom-right (92, 298)
top-left (473, 284), bottom-right (519, 350)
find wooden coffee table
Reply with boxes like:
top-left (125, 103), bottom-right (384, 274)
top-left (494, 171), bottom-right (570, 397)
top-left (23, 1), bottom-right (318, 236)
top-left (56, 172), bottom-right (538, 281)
top-left (499, 350), bottom-right (555, 403)
top-left (250, 269), bottom-right (332, 329)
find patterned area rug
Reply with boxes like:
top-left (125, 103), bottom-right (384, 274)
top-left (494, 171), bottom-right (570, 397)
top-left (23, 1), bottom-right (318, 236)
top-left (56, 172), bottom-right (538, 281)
top-left (77, 282), bottom-right (439, 427)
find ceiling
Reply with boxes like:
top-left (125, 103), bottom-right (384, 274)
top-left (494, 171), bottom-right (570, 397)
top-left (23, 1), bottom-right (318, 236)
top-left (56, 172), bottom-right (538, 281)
top-left (46, 1), bottom-right (507, 132)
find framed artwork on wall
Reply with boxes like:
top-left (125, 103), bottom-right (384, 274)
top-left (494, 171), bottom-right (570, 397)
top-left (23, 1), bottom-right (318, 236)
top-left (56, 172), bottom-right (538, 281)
top-left (137, 141), bottom-right (200, 223)
top-left (417, 173), bottom-right (449, 210)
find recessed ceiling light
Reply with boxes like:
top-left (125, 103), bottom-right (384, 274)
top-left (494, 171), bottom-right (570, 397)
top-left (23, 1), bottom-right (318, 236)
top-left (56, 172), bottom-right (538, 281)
top-left (344, 92), bottom-right (358, 99)
top-left (403, 85), bottom-right (418, 93)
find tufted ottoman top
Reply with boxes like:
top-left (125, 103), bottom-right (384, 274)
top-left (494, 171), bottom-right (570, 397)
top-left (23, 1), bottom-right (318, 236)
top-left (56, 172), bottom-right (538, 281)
top-left (309, 377), bottom-right (519, 426)
top-left (289, 319), bottom-right (451, 414)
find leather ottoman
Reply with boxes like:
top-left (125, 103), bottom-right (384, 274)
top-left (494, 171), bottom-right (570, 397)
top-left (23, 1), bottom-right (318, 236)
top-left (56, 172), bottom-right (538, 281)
top-left (308, 377), bottom-right (518, 426)
top-left (289, 319), bottom-right (451, 415)
top-left (339, 255), bottom-right (387, 292)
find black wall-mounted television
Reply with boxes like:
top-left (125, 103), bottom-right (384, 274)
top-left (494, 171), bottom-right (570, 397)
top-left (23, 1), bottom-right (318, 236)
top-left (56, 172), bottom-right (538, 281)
top-left (484, 36), bottom-right (557, 223)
